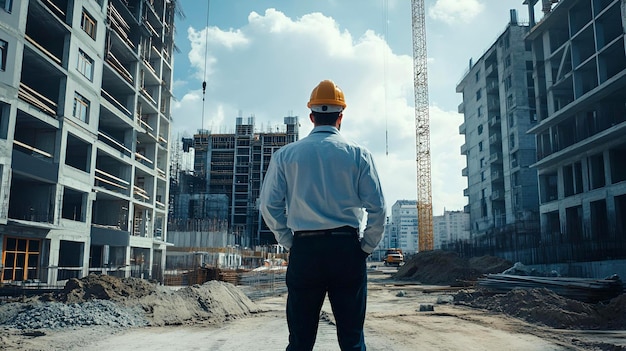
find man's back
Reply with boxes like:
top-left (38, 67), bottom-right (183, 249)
top-left (274, 126), bottom-right (368, 231)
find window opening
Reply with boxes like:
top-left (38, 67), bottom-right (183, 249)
top-left (77, 49), bottom-right (94, 81)
top-left (81, 9), bottom-right (97, 39)
top-left (73, 92), bottom-right (90, 122)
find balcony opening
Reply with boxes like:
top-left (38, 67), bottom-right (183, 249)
top-left (133, 206), bottom-right (151, 237)
top-left (65, 133), bottom-right (91, 172)
top-left (610, 143), bottom-right (626, 184)
top-left (588, 153), bottom-right (606, 190)
top-left (19, 48), bottom-right (63, 117)
top-left (89, 245), bottom-right (104, 268)
top-left (26, 2), bottom-right (68, 65)
top-left (544, 210), bottom-right (560, 239)
top-left (90, 244), bottom-right (128, 277)
top-left (61, 187), bottom-right (86, 222)
top-left (13, 111), bottom-right (57, 160)
top-left (97, 109), bottom-right (133, 157)
top-left (58, 240), bottom-right (83, 280)
top-left (590, 199), bottom-right (608, 239)
top-left (565, 205), bottom-right (583, 243)
top-left (92, 196), bottom-right (129, 231)
top-left (539, 172), bottom-right (558, 203)
top-left (563, 162), bottom-right (583, 197)
top-left (616, 194), bottom-right (626, 238)
top-left (8, 174), bottom-right (55, 223)
top-left (94, 152), bottom-right (131, 196)
top-left (130, 247), bottom-right (150, 279)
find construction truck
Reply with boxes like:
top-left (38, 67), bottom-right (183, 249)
top-left (383, 248), bottom-right (404, 267)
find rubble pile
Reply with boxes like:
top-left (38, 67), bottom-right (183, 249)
top-left (393, 250), bottom-right (512, 286)
top-left (2, 300), bottom-right (148, 330)
top-left (0, 274), bottom-right (260, 330)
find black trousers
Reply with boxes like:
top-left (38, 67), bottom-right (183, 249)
top-left (285, 232), bottom-right (367, 351)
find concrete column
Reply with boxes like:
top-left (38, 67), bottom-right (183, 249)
top-left (48, 237), bottom-right (60, 283)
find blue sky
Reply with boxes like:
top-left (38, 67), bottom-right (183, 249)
top-left (170, 0), bottom-right (542, 216)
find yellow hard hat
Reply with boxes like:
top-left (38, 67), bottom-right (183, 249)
top-left (307, 80), bottom-right (347, 112)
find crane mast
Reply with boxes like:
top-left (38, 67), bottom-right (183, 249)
top-left (411, 0), bottom-right (433, 251)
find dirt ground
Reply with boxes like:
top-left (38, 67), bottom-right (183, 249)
top-left (2, 251), bottom-right (626, 350)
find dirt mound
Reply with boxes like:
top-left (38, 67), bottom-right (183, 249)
top-left (393, 250), bottom-right (511, 286)
top-left (469, 255), bottom-right (513, 274)
top-left (137, 281), bottom-right (261, 326)
top-left (59, 274), bottom-right (158, 303)
top-left (454, 288), bottom-right (626, 330)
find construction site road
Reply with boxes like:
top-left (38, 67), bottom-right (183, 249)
top-left (9, 268), bottom-right (622, 351)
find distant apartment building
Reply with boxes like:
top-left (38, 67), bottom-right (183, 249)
top-left (0, 0), bottom-right (176, 284)
top-left (524, 0), bottom-right (626, 275)
top-left (433, 210), bottom-right (470, 250)
top-left (178, 116), bottom-right (299, 248)
top-left (380, 216), bottom-right (396, 250)
top-left (456, 10), bottom-right (540, 257)
top-left (388, 200), bottom-right (418, 254)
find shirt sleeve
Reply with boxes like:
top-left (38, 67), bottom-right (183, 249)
top-left (259, 152), bottom-right (293, 250)
top-left (358, 150), bottom-right (387, 254)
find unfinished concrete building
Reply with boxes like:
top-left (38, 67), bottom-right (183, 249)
top-left (525, 0), bottom-right (626, 276)
top-left (178, 116), bottom-right (299, 248)
top-left (0, 0), bottom-right (176, 285)
top-left (456, 10), bottom-right (540, 260)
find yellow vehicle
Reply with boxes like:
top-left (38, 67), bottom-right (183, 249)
top-left (383, 248), bottom-right (404, 266)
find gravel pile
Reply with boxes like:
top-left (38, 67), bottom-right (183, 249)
top-left (1, 300), bottom-right (148, 330)
top-left (0, 274), bottom-right (260, 331)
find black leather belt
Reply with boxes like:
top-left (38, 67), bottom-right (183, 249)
top-left (294, 226), bottom-right (358, 238)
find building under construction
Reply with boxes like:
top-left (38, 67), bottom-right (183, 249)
top-left (456, 10), bottom-right (540, 261)
top-left (173, 116), bottom-right (299, 248)
top-left (0, 0), bottom-right (176, 284)
top-left (524, 0), bottom-right (626, 277)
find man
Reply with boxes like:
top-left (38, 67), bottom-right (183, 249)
top-left (259, 79), bottom-right (386, 351)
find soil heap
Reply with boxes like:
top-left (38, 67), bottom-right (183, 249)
top-left (393, 250), bottom-right (512, 286)
top-left (454, 287), bottom-right (626, 330)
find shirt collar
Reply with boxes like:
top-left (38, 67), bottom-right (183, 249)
top-left (310, 126), bottom-right (339, 135)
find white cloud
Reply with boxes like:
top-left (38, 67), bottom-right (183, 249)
top-left (428, 0), bottom-right (485, 24)
top-left (173, 8), bottom-right (466, 215)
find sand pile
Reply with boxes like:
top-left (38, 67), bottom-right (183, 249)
top-left (393, 250), bottom-right (511, 286)
top-left (454, 288), bottom-right (626, 330)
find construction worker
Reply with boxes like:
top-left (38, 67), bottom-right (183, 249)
top-left (259, 79), bottom-right (386, 351)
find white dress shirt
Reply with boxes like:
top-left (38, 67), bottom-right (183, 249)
top-left (259, 125), bottom-right (386, 253)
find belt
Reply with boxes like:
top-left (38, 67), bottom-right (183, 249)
top-left (294, 226), bottom-right (358, 238)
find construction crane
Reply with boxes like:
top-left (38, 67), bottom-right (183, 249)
top-left (411, 0), bottom-right (433, 251)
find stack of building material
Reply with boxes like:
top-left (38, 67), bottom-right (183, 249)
top-left (477, 274), bottom-right (624, 303)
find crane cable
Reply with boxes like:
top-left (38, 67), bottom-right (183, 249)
top-left (383, 0), bottom-right (389, 156)
top-left (201, 0), bottom-right (210, 132)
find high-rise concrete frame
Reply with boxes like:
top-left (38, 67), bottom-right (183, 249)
top-left (0, 0), bottom-right (176, 284)
top-left (525, 0), bottom-right (626, 276)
